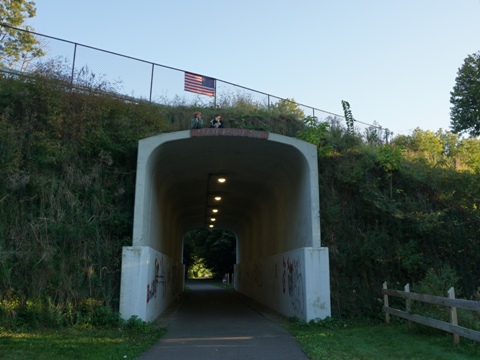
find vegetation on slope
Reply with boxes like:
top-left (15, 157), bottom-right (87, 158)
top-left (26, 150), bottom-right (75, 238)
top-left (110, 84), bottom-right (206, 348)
top-left (1, 68), bottom-right (480, 329)
top-left (318, 126), bottom-right (480, 317)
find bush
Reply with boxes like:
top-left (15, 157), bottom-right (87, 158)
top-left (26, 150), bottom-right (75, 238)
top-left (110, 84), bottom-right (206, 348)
top-left (412, 265), bottom-right (462, 329)
top-left (123, 315), bottom-right (156, 334)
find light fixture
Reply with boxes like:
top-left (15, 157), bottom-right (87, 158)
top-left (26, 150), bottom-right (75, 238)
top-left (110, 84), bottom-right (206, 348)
top-left (205, 174), bottom-right (226, 228)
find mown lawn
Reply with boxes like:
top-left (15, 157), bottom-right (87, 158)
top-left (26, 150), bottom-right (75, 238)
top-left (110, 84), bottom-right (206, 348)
top-left (1, 320), bottom-right (479, 360)
top-left (285, 321), bottom-right (480, 360)
top-left (0, 326), bottom-right (166, 360)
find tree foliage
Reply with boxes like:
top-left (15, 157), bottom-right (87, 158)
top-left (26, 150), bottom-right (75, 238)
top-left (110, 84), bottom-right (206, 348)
top-left (0, 0), bottom-right (44, 71)
top-left (450, 51), bottom-right (480, 136)
top-left (271, 98), bottom-right (305, 119)
top-left (296, 116), bottom-right (333, 156)
top-left (184, 230), bottom-right (236, 278)
top-left (377, 144), bottom-right (402, 199)
top-left (392, 128), bottom-right (480, 172)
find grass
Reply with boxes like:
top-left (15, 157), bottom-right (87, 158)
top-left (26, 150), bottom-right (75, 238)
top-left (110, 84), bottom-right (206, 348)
top-left (0, 326), bottom-right (166, 360)
top-left (285, 319), bottom-right (480, 360)
top-left (2, 289), bottom-right (479, 360)
top-left (2, 322), bottom-right (479, 360)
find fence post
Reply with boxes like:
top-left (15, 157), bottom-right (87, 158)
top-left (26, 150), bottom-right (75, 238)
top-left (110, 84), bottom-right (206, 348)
top-left (448, 287), bottom-right (460, 345)
top-left (383, 281), bottom-right (390, 324)
top-left (405, 283), bottom-right (412, 330)
top-left (149, 63), bottom-right (154, 102)
top-left (70, 43), bottom-right (77, 86)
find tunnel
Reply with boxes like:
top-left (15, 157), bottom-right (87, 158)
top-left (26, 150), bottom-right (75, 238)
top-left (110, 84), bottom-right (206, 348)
top-left (119, 128), bottom-right (331, 322)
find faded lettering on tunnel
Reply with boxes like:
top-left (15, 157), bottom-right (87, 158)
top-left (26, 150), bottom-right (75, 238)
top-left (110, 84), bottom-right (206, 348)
top-left (190, 128), bottom-right (269, 139)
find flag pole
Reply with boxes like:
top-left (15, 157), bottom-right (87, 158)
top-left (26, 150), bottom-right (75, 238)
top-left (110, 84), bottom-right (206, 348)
top-left (214, 80), bottom-right (217, 108)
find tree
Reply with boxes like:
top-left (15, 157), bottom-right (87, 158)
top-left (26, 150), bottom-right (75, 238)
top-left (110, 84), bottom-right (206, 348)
top-left (457, 137), bottom-right (480, 173)
top-left (271, 98), bottom-right (305, 119)
top-left (198, 229), bottom-right (236, 277)
top-left (0, 0), bottom-right (44, 71)
top-left (296, 116), bottom-right (333, 157)
top-left (394, 128), bottom-right (461, 169)
top-left (450, 51), bottom-right (480, 136)
top-left (183, 229), bottom-right (236, 278)
top-left (411, 128), bottom-right (444, 165)
top-left (377, 144), bottom-right (402, 199)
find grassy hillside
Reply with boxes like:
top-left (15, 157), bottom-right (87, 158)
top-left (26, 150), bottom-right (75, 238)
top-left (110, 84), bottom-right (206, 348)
top-left (0, 71), bottom-right (479, 328)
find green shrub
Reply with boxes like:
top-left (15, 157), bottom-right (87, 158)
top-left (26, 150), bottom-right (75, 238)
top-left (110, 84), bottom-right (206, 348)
top-left (412, 265), bottom-right (462, 329)
top-left (124, 315), bottom-right (156, 334)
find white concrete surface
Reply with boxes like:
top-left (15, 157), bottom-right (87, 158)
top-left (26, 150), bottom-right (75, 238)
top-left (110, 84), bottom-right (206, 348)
top-left (119, 129), bottom-right (331, 322)
top-left (234, 247), bottom-right (330, 321)
top-left (120, 246), bottom-right (184, 322)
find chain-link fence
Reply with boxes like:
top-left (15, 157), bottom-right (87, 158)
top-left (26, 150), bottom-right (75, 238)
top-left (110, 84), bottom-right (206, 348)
top-left (0, 23), bottom-right (390, 142)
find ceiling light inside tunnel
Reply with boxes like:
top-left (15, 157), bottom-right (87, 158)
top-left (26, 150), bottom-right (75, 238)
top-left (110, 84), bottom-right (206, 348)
top-left (205, 174), bottom-right (226, 228)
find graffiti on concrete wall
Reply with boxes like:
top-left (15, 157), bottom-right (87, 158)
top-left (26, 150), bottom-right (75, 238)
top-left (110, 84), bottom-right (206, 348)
top-left (147, 256), bottom-right (166, 304)
top-left (282, 256), bottom-right (305, 315)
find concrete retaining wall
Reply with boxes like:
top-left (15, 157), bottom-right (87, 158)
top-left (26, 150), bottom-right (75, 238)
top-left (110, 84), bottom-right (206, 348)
top-left (119, 246), bottom-right (184, 322)
top-left (234, 247), bottom-right (330, 322)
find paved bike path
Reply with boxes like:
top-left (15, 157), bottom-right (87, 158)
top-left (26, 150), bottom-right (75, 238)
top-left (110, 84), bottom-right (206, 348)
top-left (137, 280), bottom-right (308, 360)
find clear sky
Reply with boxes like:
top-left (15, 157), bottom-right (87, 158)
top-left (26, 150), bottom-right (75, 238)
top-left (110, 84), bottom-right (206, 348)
top-left (28, 1), bottom-right (480, 136)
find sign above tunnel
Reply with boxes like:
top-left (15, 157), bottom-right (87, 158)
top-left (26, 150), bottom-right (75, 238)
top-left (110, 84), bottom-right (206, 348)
top-left (190, 128), bottom-right (269, 139)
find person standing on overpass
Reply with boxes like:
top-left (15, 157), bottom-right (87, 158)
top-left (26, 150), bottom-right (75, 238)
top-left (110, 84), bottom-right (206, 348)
top-left (191, 111), bottom-right (204, 129)
top-left (209, 114), bottom-right (224, 128)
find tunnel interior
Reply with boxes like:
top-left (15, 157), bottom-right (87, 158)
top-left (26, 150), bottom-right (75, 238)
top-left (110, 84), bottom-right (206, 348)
top-left (132, 130), bottom-right (320, 263)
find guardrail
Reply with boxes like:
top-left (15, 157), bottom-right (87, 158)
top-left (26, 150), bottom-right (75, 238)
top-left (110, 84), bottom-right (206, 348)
top-left (382, 281), bottom-right (480, 345)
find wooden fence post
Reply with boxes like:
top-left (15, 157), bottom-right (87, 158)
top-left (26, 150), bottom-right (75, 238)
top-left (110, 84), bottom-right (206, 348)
top-left (405, 283), bottom-right (412, 330)
top-left (448, 287), bottom-right (460, 345)
top-left (383, 281), bottom-right (390, 324)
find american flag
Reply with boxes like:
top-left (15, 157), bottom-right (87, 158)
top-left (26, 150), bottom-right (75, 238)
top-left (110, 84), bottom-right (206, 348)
top-left (184, 72), bottom-right (216, 97)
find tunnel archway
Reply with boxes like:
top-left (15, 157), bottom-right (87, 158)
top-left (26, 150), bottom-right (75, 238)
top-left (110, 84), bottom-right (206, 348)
top-left (120, 129), bottom-right (330, 322)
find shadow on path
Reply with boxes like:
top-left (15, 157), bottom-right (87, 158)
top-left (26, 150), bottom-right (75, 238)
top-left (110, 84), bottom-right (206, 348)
top-left (137, 279), bottom-right (307, 360)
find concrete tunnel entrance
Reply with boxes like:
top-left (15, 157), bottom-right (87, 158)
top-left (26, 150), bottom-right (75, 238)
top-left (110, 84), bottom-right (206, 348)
top-left (119, 128), bottom-right (331, 322)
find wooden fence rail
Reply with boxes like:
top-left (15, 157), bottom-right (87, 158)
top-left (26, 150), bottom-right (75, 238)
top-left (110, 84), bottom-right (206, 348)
top-left (382, 281), bottom-right (480, 345)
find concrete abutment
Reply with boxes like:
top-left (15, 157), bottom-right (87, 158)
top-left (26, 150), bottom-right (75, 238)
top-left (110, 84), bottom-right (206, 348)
top-left (119, 129), bottom-right (331, 322)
